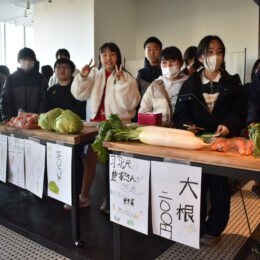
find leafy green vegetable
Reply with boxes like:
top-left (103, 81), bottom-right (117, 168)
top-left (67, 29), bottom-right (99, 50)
top-left (249, 123), bottom-right (260, 156)
top-left (38, 108), bottom-right (63, 131)
top-left (55, 110), bottom-right (83, 134)
top-left (92, 114), bottom-right (139, 163)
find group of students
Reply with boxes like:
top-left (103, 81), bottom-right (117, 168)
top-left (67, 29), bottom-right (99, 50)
top-left (0, 34), bottom-right (260, 246)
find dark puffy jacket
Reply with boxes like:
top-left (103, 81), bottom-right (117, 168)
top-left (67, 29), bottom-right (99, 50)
top-left (246, 69), bottom-right (260, 124)
top-left (133, 58), bottom-right (162, 122)
top-left (0, 68), bottom-right (47, 120)
top-left (173, 70), bottom-right (247, 137)
top-left (136, 57), bottom-right (162, 97)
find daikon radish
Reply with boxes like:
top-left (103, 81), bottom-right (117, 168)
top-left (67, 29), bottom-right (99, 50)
top-left (139, 130), bottom-right (208, 149)
top-left (136, 126), bottom-right (195, 136)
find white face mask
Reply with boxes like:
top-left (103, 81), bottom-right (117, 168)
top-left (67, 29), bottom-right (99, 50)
top-left (161, 65), bottom-right (180, 79)
top-left (20, 60), bottom-right (35, 71)
top-left (202, 55), bottom-right (221, 72)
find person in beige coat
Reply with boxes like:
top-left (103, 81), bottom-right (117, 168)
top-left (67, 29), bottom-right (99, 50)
top-left (65, 42), bottom-right (140, 210)
top-left (139, 46), bottom-right (187, 126)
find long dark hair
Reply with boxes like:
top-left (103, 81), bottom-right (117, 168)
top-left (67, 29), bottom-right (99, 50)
top-left (197, 35), bottom-right (226, 70)
top-left (251, 58), bottom-right (260, 81)
top-left (98, 42), bottom-right (122, 70)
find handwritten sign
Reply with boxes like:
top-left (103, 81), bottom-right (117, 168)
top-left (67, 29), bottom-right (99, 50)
top-left (151, 161), bottom-right (202, 249)
top-left (7, 137), bottom-right (25, 188)
top-left (109, 154), bottom-right (150, 235)
top-left (46, 143), bottom-right (72, 205)
top-left (25, 140), bottom-right (46, 198)
top-left (0, 134), bottom-right (7, 182)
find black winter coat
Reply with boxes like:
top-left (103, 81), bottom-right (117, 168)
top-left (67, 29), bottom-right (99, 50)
top-left (246, 69), bottom-right (260, 124)
top-left (136, 57), bottom-right (162, 97)
top-left (0, 68), bottom-right (47, 120)
top-left (173, 70), bottom-right (247, 137)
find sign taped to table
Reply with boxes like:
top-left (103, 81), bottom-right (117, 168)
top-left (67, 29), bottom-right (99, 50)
top-left (25, 140), bottom-right (45, 198)
top-left (109, 154), bottom-right (150, 235)
top-left (0, 134), bottom-right (7, 182)
top-left (151, 161), bottom-right (202, 249)
top-left (8, 136), bottom-right (25, 188)
top-left (47, 143), bottom-right (72, 205)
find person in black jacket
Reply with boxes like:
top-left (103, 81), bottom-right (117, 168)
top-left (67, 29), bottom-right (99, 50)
top-left (246, 59), bottom-right (260, 197)
top-left (136, 37), bottom-right (162, 96)
top-left (45, 58), bottom-right (86, 120)
top-left (0, 48), bottom-right (47, 121)
top-left (133, 37), bottom-right (162, 122)
top-left (174, 35), bottom-right (246, 245)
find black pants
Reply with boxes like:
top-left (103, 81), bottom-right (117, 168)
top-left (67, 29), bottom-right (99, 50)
top-left (200, 173), bottom-right (231, 237)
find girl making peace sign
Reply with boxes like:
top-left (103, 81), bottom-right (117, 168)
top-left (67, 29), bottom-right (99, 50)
top-left (68, 42), bottom-right (140, 210)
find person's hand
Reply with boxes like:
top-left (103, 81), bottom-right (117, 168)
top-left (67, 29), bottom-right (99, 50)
top-left (216, 125), bottom-right (230, 136)
top-left (115, 64), bottom-right (125, 81)
top-left (80, 59), bottom-right (96, 78)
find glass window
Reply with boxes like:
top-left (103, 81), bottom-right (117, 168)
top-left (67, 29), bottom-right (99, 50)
top-left (5, 23), bottom-right (25, 73)
top-left (0, 23), bottom-right (5, 65)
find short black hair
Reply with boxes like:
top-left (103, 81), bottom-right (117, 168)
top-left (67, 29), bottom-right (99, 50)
top-left (98, 42), bottom-right (122, 70)
top-left (41, 65), bottom-right (53, 81)
top-left (17, 47), bottom-right (36, 62)
top-left (144, 36), bottom-right (162, 50)
top-left (54, 58), bottom-right (75, 74)
top-left (0, 65), bottom-right (10, 77)
top-left (160, 46), bottom-right (183, 64)
top-left (55, 49), bottom-right (70, 59)
top-left (183, 46), bottom-right (197, 66)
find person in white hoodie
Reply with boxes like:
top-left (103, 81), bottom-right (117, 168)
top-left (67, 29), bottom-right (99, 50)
top-left (67, 42), bottom-right (140, 210)
top-left (139, 46), bottom-right (188, 126)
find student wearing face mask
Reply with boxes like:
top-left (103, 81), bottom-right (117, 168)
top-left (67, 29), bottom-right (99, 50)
top-left (139, 46), bottom-right (187, 126)
top-left (174, 35), bottom-right (246, 246)
top-left (0, 47), bottom-right (48, 120)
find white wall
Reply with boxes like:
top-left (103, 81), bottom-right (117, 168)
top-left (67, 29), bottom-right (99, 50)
top-left (94, 0), bottom-right (137, 66)
top-left (33, 0), bottom-right (94, 70)
top-left (134, 0), bottom-right (258, 83)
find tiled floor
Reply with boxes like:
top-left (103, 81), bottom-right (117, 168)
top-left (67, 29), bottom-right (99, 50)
top-left (0, 180), bottom-right (259, 259)
top-left (0, 224), bottom-right (69, 260)
top-left (156, 181), bottom-right (260, 260)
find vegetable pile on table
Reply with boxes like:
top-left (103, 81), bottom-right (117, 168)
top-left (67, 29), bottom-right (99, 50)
top-left (210, 123), bottom-right (260, 156)
top-left (92, 114), bottom-right (211, 163)
top-left (249, 123), bottom-right (260, 156)
top-left (6, 112), bottom-right (40, 129)
top-left (211, 137), bottom-right (254, 155)
top-left (38, 108), bottom-right (83, 134)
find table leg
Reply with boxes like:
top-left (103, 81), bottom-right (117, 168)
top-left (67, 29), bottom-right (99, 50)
top-left (113, 223), bottom-right (121, 260)
top-left (71, 144), bottom-right (84, 247)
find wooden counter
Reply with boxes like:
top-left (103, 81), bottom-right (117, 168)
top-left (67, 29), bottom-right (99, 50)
top-left (0, 123), bottom-right (98, 145)
top-left (103, 141), bottom-right (260, 173)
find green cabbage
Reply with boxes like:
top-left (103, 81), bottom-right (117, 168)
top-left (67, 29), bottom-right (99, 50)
top-left (54, 110), bottom-right (83, 134)
top-left (38, 108), bottom-right (63, 131)
top-left (249, 123), bottom-right (260, 156)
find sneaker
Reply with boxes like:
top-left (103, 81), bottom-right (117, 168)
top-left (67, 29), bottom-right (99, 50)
top-left (64, 195), bottom-right (91, 210)
top-left (251, 185), bottom-right (260, 197)
top-left (200, 234), bottom-right (220, 246)
top-left (100, 198), bottom-right (110, 214)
